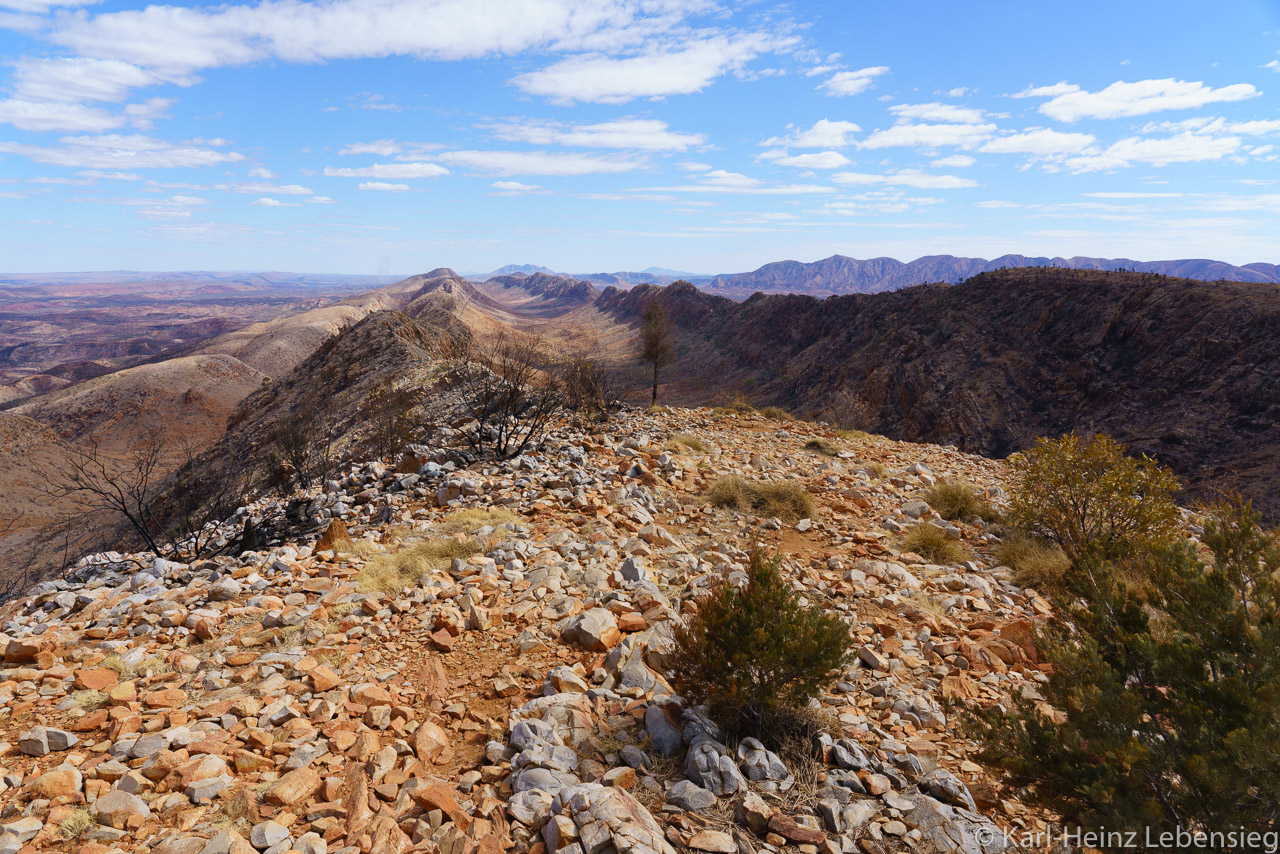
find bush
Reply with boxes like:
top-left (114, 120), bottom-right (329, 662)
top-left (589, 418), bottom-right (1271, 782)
top-left (996, 532), bottom-right (1070, 591)
top-left (668, 550), bottom-right (853, 741)
top-left (706, 476), bottom-right (816, 521)
top-left (665, 433), bottom-right (709, 455)
top-left (972, 494), bottom-right (1280, 831)
top-left (759, 406), bottom-right (797, 421)
top-left (1008, 433), bottom-right (1180, 561)
top-left (804, 438), bottom-right (841, 456)
top-left (923, 479), bottom-right (998, 522)
top-left (561, 352), bottom-right (618, 422)
top-left (901, 524), bottom-right (973, 565)
top-left (461, 333), bottom-right (563, 459)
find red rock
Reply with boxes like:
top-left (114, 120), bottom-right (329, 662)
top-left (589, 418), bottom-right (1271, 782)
top-left (75, 668), bottom-right (119, 691)
top-left (768, 814), bottom-right (826, 844)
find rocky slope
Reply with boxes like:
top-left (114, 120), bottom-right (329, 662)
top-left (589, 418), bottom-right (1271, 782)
top-left (0, 404), bottom-right (1054, 854)
top-left (598, 269), bottom-right (1280, 518)
top-left (699, 254), bottom-right (1280, 298)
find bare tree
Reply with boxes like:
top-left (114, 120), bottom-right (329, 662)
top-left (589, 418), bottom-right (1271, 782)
top-left (46, 429), bottom-right (176, 560)
top-left (462, 333), bottom-right (562, 459)
top-left (638, 297), bottom-right (675, 405)
top-left (561, 346), bottom-right (619, 423)
top-left (821, 389), bottom-right (875, 432)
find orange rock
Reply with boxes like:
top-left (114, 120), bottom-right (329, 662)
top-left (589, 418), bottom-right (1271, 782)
top-left (75, 668), bottom-right (119, 691)
top-left (143, 688), bottom-right (186, 709)
top-left (310, 665), bottom-right (341, 692)
top-left (261, 767), bottom-right (321, 806)
top-left (412, 720), bottom-right (449, 763)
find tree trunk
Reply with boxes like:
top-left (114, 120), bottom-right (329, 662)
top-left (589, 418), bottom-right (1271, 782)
top-left (651, 361), bottom-right (659, 405)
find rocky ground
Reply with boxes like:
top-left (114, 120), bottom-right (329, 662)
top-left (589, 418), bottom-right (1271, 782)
top-left (0, 405), bottom-right (1061, 854)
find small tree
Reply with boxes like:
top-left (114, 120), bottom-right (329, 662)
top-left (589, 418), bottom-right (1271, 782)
top-left (638, 298), bottom-right (674, 406)
top-left (462, 332), bottom-right (562, 459)
top-left (972, 494), bottom-right (1280, 831)
top-left (1007, 433), bottom-right (1180, 562)
top-left (668, 549), bottom-right (853, 741)
top-left (560, 350), bottom-right (618, 423)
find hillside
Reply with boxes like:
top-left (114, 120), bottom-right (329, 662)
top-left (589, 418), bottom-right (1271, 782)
top-left (599, 269), bottom-right (1280, 517)
top-left (700, 254), bottom-right (1280, 298)
top-left (0, 404), bottom-right (1052, 854)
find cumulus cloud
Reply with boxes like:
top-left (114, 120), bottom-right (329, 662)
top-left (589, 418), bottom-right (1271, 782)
top-left (889, 102), bottom-right (987, 123)
top-left (322, 162), bottom-right (449, 179)
top-left (980, 128), bottom-right (1097, 155)
top-left (858, 122), bottom-right (996, 150)
top-left (338, 139), bottom-right (403, 156)
top-left (511, 34), bottom-right (781, 104)
top-left (1015, 78), bottom-right (1259, 122)
top-left (931, 154), bottom-right (975, 167)
top-left (817, 66), bottom-right (889, 96)
top-left (0, 133), bottom-right (244, 168)
top-left (488, 118), bottom-right (704, 151)
top-left (490, 180), bottom-right (548, 195)
top-left (1063, 131), bottom-right (1242, 171)
top-left (218, 181), bottom-right (312, 194)
top-left (307, 195), bottom-right (338, 203)
top-left (758, 149), bottom-right (850, 169)
top-left (248, 166), bottom-right (274, 178)
top-left (252, 196), bottom-right (297, 206)
top-left (357, 181), bottom-right (410, 191)
top-left (643, 169), bottom-right (835, 194)
top-left (833, 169), bottom-right (978, 189)
top-left (762, 119), bottom-right (861, 148)
top-left (433, 150), bottom-right (642, 176)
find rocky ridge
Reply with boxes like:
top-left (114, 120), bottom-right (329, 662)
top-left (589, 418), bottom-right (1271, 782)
top-left (0, 406), bottom-right (1059, 854)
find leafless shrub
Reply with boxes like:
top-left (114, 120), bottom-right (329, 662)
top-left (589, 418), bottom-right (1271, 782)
top-left (820, 389), bottom-right (875, 432)
top-left (460, 332), bottom-right (563, 459)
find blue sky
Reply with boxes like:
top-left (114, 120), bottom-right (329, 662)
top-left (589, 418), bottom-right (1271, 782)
top-left (1, 0), bottom-right (1279, 274)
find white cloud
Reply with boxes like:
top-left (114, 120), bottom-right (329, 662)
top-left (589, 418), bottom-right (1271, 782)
top-left (10, 56), bottom-right (189, 103)
top-left (758, 149), bottom-right (850, 169)
top-left (833, 169), bottom-right (978, 189)
top-left (322, 162), bottom-right (449, 179)
top-left (762, 119), bottom-right (861, 148)
top-left (248, 166), bottom-right (275, 178)
top-left (252, 196), bottom-right (297, 206)
top-left (931, 154), bottom-right (975, 167)
top-left (217, 181), bottom-right (313, 194)
top-left (1064, 132), bottom-right (1241, 172)
top-left (339, 140), bottom-right (403, 156)
top-left (943, 86), bottom-right (970, 97)
top-left (644, 169), bottom-right (835, 194)
top-left (0, 0), bottom-right (101, 11)
top-left (1020, 78), bottom-right (1259, 122)
top-left (358, 181), bottom-right (410, 191)
top-left (1082, 192), bottom-right (1183, 198)
top-left (859, 122), bottom-right (997, 150)
top-left (307, 195), bottom-right (337, 203)
top-left (0, 99), bottom-right (121, 132)
top-left (0, 133), bottom-right (244, 168)
top-left (980, 128), bottom-right (1097, 155)
top-left (433, 150), bottom-right (641, 176)
top-left (889, 102), bottom-right (986, 123)
top-left (818, 66), bottom-right (889, 97)
top-left (490, 180), bottom-right (548, 195)
top-left (488, 118), bottom-right (704, 151)
top-left (78, 169), bottom-right (141, 180)
top-left (1141, 116), bottom-right (1280, 137)
top-left (511, 34), bottom-right (779, 104)
top-left (1264, 60), bottom-right (1280, 73)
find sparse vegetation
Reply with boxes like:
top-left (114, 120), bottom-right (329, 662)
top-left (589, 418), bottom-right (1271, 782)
top-left (759, 406), bottom-right (796, 421)
top-left (74, 690), bottom-right (109, 711)
top-left (821, 389), bottom-right (875, 432)
top-left (101, 652), bottom-right (171, 680)
top-left (900, 524), bottom-right (973, 565)
top-left (434, 507), bottom-right (518, 536)
top-left (996, 531), bottom-right (1071, 591)
top-left (1007, 433), bottom-right (1180, 561)
top-left (638, 297), bottom-right (675, 405)
top-left (804, 437), bottom-right (841, 456)
top-left (58, 809), bottom-right (91, 840)
top-left (460, 332), bottom-right (563, 459)
top-left (561, 350), bottom-right (618, 422)
top-left (706, 476), bottom-right (816, 521)
top-left (665, 433), bottom-right (709, 454)
top-left (667, 549), bottom-right (853, 743)
top-left (355, 537), bottom-right (479, 593)
top-left (974, 493), bottom-right (1280, 832)
top-left (712, 391), bottom-right (755, 416)
top-left (923, 479), bottom-right (998, 522)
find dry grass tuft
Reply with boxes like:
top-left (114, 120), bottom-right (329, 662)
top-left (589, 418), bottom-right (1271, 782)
top-left (355, 537), bottom-right (480, 593)
top-left (997, 532), bottom-right (1071, 591)
top-left (58, 809), bottom-right (91, 840)
top-left (923, 479), bottom-right (999, 522)
top-left (759, 406), bottom-right (797, 422)
top-left (705, 475), bottom-right (816, 521)
top-left (836, 429), bottom-right (872, 441)
top-left (901, 524), bottom-right (973, 565)
top-left (74, 690), bottom-right (109, 711)
top-left (101, 653), bottom-right (170, 680)
top-left (666, 433), bottom-right (710, 455)
top-left (435, 508), bottom-right (517, 536)
top-left (804, 438), bottom-right (841, 457)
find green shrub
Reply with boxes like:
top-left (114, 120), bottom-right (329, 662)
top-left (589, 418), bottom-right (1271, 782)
top-left (706, 476), bottom-right (816, 521)
top-left (923, 479), bottom-right (998, 522)
top-left (1008, 433), bottom-right (1180, 561)
top-left (901, 524), bottom-right (973, 565)
top-left (972, 493), bottom-right (1280, 831)
top-left (668, 550), bottom-right (853, 741)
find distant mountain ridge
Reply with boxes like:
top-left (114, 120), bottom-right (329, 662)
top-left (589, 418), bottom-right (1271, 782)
top-left (700, 254), bottom-right (1280, 296)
